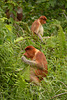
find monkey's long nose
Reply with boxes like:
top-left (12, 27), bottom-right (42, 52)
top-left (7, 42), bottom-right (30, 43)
top-left (44, 21), bottom-right (46, 24)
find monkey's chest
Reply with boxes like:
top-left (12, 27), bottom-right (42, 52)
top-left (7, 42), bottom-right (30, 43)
top-left (38, 25), bottom-right (43, 36)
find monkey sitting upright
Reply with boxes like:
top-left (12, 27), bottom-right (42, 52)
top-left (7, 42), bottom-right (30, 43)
top-left (22, 46), bottom-right (48, 85)
top-left (31, 16), bottom-right (47, 42)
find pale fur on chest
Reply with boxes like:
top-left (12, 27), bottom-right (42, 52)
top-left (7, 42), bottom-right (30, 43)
top-left (38, 25), bottom-right (43, 36)
top-left (32, 49), bottom-right (39, 61)
top-left (30, 49), bottom-right (39, 73)
top-left (37, 19), bottom-right (44, 36)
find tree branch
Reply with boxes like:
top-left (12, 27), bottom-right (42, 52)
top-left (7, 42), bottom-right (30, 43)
top-left (50, 92), bottom-right (67, 100)
top-left (59, 81), bottom-right (67, 88)
top-left (60, 12), bottom-right (67, 20)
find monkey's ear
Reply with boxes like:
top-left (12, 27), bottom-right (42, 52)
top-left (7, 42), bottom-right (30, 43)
top-left (25, 46), bottom-right (35, 51)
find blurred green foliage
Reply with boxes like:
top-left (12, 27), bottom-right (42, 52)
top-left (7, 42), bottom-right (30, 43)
top-left (0, 0), bottom-right (67, 100)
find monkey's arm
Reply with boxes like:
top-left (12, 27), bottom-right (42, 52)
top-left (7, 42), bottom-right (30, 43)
top-left (21, 56), bottom-right (43, 70)
top-left (22, 56), bottom-right (37, 66)
top-left (34, 28), bottom-right (43, 42)
top-left (37, 34), bottom-right (43, 42)
top-left (34, 32), bottom-right (43, 42)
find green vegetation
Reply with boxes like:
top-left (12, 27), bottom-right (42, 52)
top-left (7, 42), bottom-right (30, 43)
top-left (0, 0), bottom-right (67, 100)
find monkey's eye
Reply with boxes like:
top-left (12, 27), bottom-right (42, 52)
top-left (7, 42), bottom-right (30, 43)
top-left (43, 19), bottom-right (46, 21)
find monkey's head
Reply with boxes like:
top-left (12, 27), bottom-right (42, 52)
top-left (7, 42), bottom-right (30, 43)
top-left (39, 16), bottom-right (47, 24)
top-left (23, 46), bottom-right (36, 59)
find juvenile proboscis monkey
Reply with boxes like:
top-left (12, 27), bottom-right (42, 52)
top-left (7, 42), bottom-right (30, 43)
top-left (31, 16), bottom-right (47, 42)
top-left (22, 46), bottom-right (48, 85)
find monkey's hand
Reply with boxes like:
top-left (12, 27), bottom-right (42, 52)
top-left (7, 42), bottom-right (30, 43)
top-left (37, 34), bottom-right (43, 42)
top-left (22, 56), bottom-right (27, 62)
top-left (21, 56), bottom-right (26, 61)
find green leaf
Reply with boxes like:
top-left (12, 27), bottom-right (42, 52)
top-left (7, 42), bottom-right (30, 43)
top-left (14, 37), bottom-right (23, 43)
top-left (23, 65), bottom-right (30, 80)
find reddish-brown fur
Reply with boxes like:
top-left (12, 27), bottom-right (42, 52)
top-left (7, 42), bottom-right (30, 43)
top-left (22, 46), bottom-right (48, 85)
top-left (31, 16), bottom-right (47, 32)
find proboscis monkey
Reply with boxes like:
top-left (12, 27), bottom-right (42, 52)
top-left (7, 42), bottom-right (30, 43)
top-left (31, 16), bottom-right (47, 42)
top-left (17, 7), bottom-right (23, 21)
top-left (22, 46), bottom-right (48, 85)
top-left (5, 7), bottom-right (23, 21)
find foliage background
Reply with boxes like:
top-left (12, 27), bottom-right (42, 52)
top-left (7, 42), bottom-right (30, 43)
top-left (0, 0), bottom-right (67, 100)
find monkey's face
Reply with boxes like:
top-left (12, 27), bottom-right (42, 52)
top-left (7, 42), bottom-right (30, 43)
top-left (23, 50), bottom-right (35, 59)
top-left (40, 19), bottom-right (46, 24)
top-left (23, 51), bottom-right (31, 58)
top-left (39, 16), bottom-right (47, 24)
top-left (23, 46), bottom-right (36, 59)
